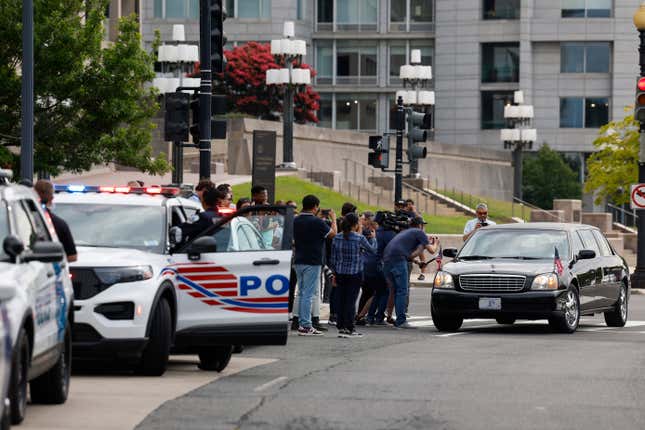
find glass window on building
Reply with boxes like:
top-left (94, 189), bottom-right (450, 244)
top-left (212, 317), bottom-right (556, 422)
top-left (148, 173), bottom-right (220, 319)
top-left (391, 0), bottom-right (406, 24)
top-left (561, 42), bottom-right (610, 73)
top-left (410, 0), bottom-right (433, 22)
top-left (560, 97), bottom-right (608, 128)
top-left (336, 0), bottom-right (378, 31)
top-left (562, 0), bottom-right (611, 18)
top-left (389, 42), bottom-right (407, 81)
top-left (482, 43), bottom-right (519, 83)
top-left (226, 0), bottom-right (235, 17)
top-left (297, 0), bottom-right (304, 20)
top-left (237, 0), bottom-right (271, 19)
top-left (154, 0), bottom-right (163, 18)
top-left (585, 97), bottom-right (609, 127)
top-left (318, 94), bottom-right (333, 128)
top-left (335, 94), bottom-right (378, 131)
top-left (481, 91), bottom-right (514, 129)
top-left (155, 0), bottom-right (199, 19)
top-left (318, 0), bottom-right (333, 23)
top-left (359, 96), bottom-right (378, 132)
top-left (315, 40), bottom-right (333, 84)
top-left (483, 0), bottom-right (520, 20)
top-left (337, 41), bottom-right (377, 84)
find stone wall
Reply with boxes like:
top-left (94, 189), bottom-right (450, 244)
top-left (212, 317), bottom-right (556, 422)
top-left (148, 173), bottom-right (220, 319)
top-left (227, 118), bottom-right (514, 201)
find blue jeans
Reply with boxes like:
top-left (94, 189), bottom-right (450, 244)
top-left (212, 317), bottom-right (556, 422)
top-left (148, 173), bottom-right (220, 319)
top-left (295, 264), bottom-right (321, 328)
top-left (367, 270), bottom-right (388, 323)
top-left (383, 260), bottom-right (409, 326)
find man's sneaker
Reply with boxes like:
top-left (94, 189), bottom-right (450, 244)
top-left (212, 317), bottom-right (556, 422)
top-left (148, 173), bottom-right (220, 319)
top-left (348, 331), bottom-right (364, 338)
top-left (417, 274), bottom-right (426, 281)
top-left (298, 326), bottom-right (324, 336)
top-left (312, 317), bottom-right (328, 332)
top-left (328, 314), bottom-right (337, 325)
top-left (337, 329), bottom-right (350, 338)
top-left (394, 322), bottom-right (417, 329)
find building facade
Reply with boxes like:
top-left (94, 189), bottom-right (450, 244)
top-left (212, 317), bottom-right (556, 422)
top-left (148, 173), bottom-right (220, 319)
top-left (139, 0), bottom-right (639, 160)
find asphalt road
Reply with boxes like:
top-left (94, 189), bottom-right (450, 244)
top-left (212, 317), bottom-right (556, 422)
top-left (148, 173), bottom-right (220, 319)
top-left (135, 289), bottom-right (645, 430)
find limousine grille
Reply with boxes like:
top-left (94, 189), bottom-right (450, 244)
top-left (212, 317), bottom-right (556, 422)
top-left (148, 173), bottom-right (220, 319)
top-left (459, 274), bottom-right (526, 292)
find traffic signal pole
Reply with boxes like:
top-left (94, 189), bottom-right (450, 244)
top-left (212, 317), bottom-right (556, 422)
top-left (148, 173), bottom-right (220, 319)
top-left (20, 0), bottom-right (34, 181)
top-left (632, 11), bottom-right (645, 288)
top-left (198, 0), bottom-right (213, 179)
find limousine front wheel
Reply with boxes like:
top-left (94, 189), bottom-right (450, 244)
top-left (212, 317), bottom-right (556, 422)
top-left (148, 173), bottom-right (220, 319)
top-left (549, 288), bottom-right (579, 334)
top-left (431, 306), bottom-right (463, 332)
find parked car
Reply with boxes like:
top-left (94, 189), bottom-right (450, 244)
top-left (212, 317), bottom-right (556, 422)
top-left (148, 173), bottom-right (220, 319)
top-left (432, 223), bottom-right (629, 333)
top-left (0, 171), bottom-right (74, 424)
top-left (0, 283), bottom-right (15, 430)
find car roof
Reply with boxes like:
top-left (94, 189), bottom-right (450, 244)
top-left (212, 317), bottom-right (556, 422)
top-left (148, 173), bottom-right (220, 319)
top-left (55, 192), bottom-right (176, 207)
top-left (485, 222), bottom-right (599, 233)
top-left (0, 183), bottom-right (40, 202)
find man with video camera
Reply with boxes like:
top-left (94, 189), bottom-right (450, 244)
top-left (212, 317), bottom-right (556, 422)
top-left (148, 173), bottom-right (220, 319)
top-left (463, 203), bottom-right (496, 242)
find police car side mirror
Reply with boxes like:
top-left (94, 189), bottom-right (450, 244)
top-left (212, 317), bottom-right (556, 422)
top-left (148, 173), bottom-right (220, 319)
top-left (0, 282), bottom-right (16, 301)
top-left (186, 236), bottom-right (218, 261)
top-left (3, 235), bottom-right (24, 262)
top-left (169, 227), bottom-right (182, 246)
top-left (443, 248), bottom-right (458, 258)
top-left (23, 240), bottom-right (65, 263)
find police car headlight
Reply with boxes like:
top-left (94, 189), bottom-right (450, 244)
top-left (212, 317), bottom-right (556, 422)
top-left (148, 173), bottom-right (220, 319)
top-left (433, 271), bottom-right (454, 289)
top-left (531, 273), bottom-right (558, 290)
top-left (94, 266), bottom-right (153, 286)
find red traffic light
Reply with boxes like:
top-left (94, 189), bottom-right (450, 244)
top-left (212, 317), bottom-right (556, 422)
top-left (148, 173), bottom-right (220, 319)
top-left (638, 77), bottom-right (645, 91)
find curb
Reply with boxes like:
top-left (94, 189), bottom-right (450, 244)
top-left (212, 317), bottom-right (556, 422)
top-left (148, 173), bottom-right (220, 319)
top-left (632, 289), bottom-right (645, 295)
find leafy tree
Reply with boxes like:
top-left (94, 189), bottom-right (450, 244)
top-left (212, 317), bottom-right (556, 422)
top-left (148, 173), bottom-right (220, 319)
top-left (584, 114), bottom-right (639, 205)
top-left (523, 144), bottom-right (582, 209)
top-left (221, 42), bottom-right (320, 123)
top-left (0, 0), bottom-right (169, 175)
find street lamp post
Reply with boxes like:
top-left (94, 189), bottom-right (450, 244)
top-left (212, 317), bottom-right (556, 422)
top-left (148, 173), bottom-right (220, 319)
top-left (631, 3), bottom-right (645, 289)
top-left (266, 22), bottom-right (310, 170)
top-left (397, 49), bottom-right (434, 177)
top-left (500, 91), bottom-right (536, 201)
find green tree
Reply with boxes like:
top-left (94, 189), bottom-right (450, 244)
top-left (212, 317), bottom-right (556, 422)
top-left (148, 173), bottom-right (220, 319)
top-left (584, 114), bottom-right (639, 205)
top-left (0, 0), bottom-right (169, 175)
top-left (523, 144), bottom-right (582, 209)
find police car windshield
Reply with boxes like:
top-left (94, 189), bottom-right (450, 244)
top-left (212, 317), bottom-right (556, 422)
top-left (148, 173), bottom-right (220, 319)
top-left (55, 203), bottom-right (165, 253)
top-left (459, 229), bottom-right (570, 260)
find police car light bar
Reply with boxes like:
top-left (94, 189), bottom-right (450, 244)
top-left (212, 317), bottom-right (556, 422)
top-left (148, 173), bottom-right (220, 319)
top-left (54, 184), bottom-right (180, 197)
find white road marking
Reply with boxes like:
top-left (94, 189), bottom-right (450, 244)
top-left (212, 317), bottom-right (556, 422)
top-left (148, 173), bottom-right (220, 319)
top-left (253, 376), bottom-right (288, 392)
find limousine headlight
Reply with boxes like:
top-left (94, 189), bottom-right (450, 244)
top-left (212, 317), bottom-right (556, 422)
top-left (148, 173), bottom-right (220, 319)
top-left (434, 271), bottom-right (454, 289)
top-left (531, 273), bottom-right (558, 290)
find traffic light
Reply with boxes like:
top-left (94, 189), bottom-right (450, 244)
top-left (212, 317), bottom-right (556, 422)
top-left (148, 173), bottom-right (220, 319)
top-left (190, 93), bottom-right (200, 142)
top-left (636, 77), bottom-right (645, 123)
top-left (164, 92), bottom-right (190, 142)
top-left (368, 135), bottom-right (390, 169)
top-left (210, 0), bottom-right (226, 74)
top-left (407, 110), bottom-right (431, 163)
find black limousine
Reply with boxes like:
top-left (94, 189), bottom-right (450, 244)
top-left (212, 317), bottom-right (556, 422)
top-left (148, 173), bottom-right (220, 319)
top-left (431, 223), bottom-right (629, 333)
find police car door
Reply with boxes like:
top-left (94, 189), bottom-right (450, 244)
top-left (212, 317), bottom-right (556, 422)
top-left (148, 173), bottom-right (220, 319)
top-left (170, 206), bottom-right (294, 344)
top-left (11, 200), bottom-right (59, 355)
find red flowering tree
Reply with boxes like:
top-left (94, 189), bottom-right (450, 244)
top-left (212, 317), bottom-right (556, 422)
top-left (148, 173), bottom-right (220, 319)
top-left (221, 42), bottom-right (320, 124)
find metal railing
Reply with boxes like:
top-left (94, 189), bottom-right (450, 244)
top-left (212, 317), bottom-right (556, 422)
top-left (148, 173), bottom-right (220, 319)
top-left (607, 203), bottom-right (638, 228)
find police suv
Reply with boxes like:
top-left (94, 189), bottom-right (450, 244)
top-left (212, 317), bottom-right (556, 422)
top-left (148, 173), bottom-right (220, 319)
top-left (0, 172), bottom-right (74, 425)
top-left (55, 184), bottom-right (293, 375)
top-left (0, 282), bottom-right (14, 430)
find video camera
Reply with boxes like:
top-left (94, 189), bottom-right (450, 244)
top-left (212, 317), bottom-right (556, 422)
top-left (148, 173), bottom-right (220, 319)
top-left (374, 211), bottom-right (410, 232)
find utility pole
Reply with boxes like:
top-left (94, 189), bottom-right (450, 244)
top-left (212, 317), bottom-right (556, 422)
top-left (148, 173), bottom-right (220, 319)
top-left (198, 0), bottom-right (213, 179)
top-left (21, 0), bottom-right (34, 181)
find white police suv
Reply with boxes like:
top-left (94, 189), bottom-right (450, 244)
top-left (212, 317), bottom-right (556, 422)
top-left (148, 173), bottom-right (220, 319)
top-left (0, 283), bottom-right (15, 430)
top-left (55, 184), bottom-right (293, 374)
top-left (0, 171), bottom-right (74, 425)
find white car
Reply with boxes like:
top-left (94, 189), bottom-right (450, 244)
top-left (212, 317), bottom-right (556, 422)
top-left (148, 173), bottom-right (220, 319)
top-left (0, 283), bottom-right (15, 430)
top-left (0, 173), bottom-right (74, 425)
top-left (55, 184), bottom-right (293, 374)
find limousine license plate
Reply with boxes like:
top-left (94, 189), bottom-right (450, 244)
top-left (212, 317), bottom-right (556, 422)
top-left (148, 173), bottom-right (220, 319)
top-left (479, 297), bottom-right (501, 310)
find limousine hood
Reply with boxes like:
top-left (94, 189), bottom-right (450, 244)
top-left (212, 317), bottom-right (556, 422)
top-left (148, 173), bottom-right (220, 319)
top-left (442, 259), bottom-right (560, 277)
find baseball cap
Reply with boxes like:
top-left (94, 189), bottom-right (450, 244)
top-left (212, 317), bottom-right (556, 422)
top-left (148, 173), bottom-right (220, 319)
top-left (411, 216), bottom-right (427, 226)
top-left (395, 199), bottom-right (406, 207)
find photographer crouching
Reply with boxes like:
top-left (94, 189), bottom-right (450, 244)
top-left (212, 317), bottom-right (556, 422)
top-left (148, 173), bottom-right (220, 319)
top-left (462, 203), bottom-right (496, 242)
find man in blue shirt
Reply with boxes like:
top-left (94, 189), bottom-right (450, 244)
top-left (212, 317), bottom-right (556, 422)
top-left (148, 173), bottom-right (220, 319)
top-left (293, 195), bottom-right (337, 336)
top-left (366, 225), bottom-right (397, 325)
top-left (383, 217), bottom-right (439, 328)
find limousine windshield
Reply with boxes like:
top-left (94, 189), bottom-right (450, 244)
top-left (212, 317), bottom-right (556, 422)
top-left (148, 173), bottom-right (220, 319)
top-left (460, 229), bottom-right (570, 261)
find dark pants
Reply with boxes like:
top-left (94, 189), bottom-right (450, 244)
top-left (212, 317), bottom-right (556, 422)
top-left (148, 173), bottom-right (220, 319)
top-left (335, 273), bottom-right (362, 332)
top-left (367, 270), bottom-right (388, 323)
top-left (358, 274), bottom-right (375, 316)
top-left (288, 266), bottom-right (297, 313)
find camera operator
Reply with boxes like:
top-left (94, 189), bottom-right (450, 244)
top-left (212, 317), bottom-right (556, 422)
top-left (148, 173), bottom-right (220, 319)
top-left (463, 203), bottom-right (496, 242)
top-left (383, 217), bottom-right (439, 328)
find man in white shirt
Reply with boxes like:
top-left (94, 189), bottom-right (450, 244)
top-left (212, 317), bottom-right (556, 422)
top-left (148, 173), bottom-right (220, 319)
top-left (463, 203), bottom-right (496, 241)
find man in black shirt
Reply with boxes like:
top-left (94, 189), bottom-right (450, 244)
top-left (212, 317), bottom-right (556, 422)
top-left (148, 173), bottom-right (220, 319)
top-left (293, 195), bottom-right (337, 336)
top-left (34, 180), bottom-right (77, 262)
top-left (180, 188), bottom-right (226, 242)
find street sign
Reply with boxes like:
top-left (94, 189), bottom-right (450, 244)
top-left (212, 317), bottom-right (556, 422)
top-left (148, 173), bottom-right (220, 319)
top-left (631, 184), bottom-right (645, 210)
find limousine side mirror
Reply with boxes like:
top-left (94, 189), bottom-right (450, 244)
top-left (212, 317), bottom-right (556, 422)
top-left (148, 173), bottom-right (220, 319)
top-left (443, 248), bottom-right (458, 258)
top-left (577, 249), bottom-right (596, 260)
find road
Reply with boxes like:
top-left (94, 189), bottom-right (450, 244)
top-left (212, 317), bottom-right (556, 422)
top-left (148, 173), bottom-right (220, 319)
top-left (24, 289), bottom-right (645, 430)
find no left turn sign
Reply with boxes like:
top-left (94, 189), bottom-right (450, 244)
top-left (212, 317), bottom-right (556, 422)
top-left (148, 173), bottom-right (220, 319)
top-left (631, 184), bottom-right (645, 210)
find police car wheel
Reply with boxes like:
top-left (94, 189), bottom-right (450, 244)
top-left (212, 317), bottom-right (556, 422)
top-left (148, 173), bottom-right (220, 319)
top-left (30, 321), bottom-right (71, 404)
top-left (198, 345), bottom-right (233, 372)
top-left (136, 299), bottom-right (172, 376)
top-left (9, 327), bottom-right (29, 425)
top-left (233, 345), bottom-right (244, 354)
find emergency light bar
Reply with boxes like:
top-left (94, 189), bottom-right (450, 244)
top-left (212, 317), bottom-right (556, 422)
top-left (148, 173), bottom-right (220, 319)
top-left (54, 184), bottom-right (180, 197)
